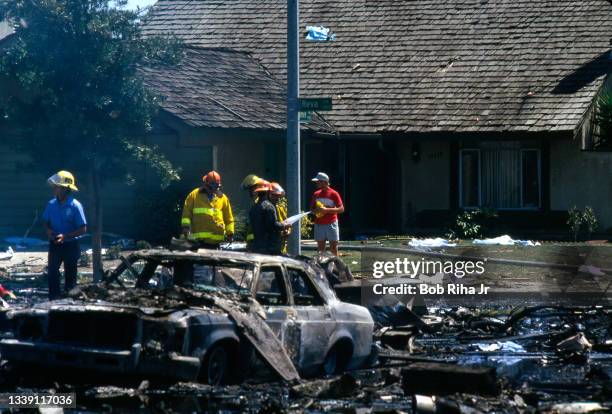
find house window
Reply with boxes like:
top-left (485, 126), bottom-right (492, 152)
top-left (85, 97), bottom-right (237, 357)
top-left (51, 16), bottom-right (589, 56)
top-left (459, 142), bottom-right (541, 210)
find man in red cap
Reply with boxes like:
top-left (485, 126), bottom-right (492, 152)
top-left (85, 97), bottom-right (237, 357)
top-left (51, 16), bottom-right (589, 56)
top-left (181, 171), bottom-right (234, 249)
top-left (310, 172), bottom-right (344, 256)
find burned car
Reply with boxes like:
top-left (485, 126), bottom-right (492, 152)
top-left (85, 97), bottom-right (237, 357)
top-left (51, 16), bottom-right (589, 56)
top-left (0, 249), bottom-right (374, 384)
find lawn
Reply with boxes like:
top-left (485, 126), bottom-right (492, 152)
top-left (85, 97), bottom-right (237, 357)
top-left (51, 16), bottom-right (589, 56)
top-left (302, 238), bottom-right (612, 301)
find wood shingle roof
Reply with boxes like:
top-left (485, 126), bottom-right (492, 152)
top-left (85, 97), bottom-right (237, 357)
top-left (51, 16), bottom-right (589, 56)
top-left (142, 0), bottom-right (612, 134)
top-left (141, 47), bottom-right (332, 130)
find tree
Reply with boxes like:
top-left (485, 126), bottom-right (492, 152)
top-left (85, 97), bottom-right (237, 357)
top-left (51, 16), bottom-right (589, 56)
top-left (594, 92), bottom-right (612, 150)
top-left (0, 0), bottom-right (182, 281)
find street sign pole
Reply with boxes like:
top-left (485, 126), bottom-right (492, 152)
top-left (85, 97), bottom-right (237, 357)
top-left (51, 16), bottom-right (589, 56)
top-left (287, 0), bottom-right (301, 255)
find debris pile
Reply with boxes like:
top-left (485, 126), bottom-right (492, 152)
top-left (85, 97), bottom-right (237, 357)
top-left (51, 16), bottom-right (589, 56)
top-left (0, 250), bottom-right (609, 413)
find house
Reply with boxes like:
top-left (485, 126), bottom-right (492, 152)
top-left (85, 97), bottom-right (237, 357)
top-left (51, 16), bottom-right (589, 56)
top-left (2, 0), bottom-right (612, 241)
top-left (0, 43), bottom-right (328, 240)
top-left (141, 0), bottom-right (612, 236)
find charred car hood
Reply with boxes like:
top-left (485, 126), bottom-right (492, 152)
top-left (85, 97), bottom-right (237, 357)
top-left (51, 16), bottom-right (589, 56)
top-left (22, 299), bottom-right (192, 317)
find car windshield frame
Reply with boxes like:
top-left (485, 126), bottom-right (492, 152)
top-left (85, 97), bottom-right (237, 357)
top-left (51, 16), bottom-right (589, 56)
top-left (189, 260), bottom-right (255, 295)
top-left (115, 255), bottom-right (256, 296)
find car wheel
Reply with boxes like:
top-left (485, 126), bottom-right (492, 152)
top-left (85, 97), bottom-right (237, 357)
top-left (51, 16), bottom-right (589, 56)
top-left (322, 347), bottom-right (339, 375)
top-left (204, 345), bottom-right (230, 385)
top-left (322, 341), bottom-right (353, 376)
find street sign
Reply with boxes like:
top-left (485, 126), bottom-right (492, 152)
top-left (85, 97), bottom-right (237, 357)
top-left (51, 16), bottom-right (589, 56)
top-left (299, 111), bottom-right (312, 123)
top-left (299, 97), bottom-right (332, 111)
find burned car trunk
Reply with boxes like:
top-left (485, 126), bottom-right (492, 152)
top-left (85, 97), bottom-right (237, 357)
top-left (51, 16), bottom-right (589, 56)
top-left (0, 249), bottom-right (374, 384)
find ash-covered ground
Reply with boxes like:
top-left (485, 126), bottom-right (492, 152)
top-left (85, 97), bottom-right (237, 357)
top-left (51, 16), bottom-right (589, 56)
top-left (0, 250), bottom-right (610, 413)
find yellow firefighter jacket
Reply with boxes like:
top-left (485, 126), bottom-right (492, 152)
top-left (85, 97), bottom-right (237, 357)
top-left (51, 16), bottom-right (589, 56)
top-left (246, 196), bottom-right (258, 242)
top-left (276, 200), bottom-right (288, 254)
top-left (181, 188), bottom-right (234, 244)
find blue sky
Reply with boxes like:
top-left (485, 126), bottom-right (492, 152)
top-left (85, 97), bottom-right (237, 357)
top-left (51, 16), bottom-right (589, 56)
top-left (125, 0), bottom-right (157, 10)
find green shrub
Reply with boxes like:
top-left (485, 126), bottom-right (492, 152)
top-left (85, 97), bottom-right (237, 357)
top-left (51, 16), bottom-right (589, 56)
top-left (232, 210), bottom-right (249, 242)
top-left (567, 206), bottom-right (582, 241)
top-left (594, 93), bottom-right (612, 149)
top-left (567, 206), bottom-right (599, 241)
top-left (275, 197), bottom-right (313, 239)
top-left (583, 206), bottom-right (599, 238)
top-left (301, 214), bottom-right (314, 239)
top-left (446, 208), bottom-right (498, 239)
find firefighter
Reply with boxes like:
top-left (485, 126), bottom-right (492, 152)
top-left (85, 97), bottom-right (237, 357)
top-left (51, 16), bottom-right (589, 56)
top-left (248, 181), bottom-right (289, 255)
top-left (43, 171), bottom-right (87, 299)
top-left (240, 174), bottom-right (263, 200)
top-left (181, 171), bottom-right (234, 249)
top-left (241, 174), bottom-right (264, 246)
top-left (269, 182), bottom-right (290, 254)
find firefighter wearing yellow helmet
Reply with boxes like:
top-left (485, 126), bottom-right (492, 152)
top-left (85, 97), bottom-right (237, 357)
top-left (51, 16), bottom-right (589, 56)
top-left (43, 170), bottom-right (87, 299)
top-left (248, 181), bottom-right (290, 255)
top-left (241, 174), bottom-right (265, 245)
top-left (269, 182), bottom-right (290, 254)
top-left (181, 171), bottom-right (234, 249)
top-left (240, 174), bottom-right (262, 193)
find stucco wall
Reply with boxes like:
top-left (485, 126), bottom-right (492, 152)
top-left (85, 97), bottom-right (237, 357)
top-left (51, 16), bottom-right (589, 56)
top-left (399, 140), bottom-right (451, 228)
top-left (550, 137), bottom-right (612, 230)
top-left (0, 142), bottom-right (142, 240)
top-left (0, 126), bottom-right (285, 242)
top-left (157, 126), bottom-right (285, 218)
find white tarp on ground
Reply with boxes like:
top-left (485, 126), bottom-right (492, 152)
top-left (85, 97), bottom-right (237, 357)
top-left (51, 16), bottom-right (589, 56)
top-left (472, 235), bottom-right (541, 246)
top-left (476, 341), bottom-right (526, 353)
top-left (409, 238), bottom-right (457, 248)
top-left (85, 248), bottom-right (108, 256)
top-left (0, 246), bottom-right (14, 260)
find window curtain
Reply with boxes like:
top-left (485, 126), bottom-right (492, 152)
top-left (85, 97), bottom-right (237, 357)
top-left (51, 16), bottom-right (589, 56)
top-left (481, 141), bottom-right (521, 208)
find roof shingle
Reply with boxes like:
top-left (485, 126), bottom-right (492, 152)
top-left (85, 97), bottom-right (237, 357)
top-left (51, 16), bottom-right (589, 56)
top-left (142, 0), bottom-right (612, 134)
top-left (141, 47), bottom-right (332, 131)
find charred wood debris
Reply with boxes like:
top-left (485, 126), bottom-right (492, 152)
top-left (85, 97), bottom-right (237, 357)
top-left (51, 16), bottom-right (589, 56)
top-left (0, 252), bottom-right (610, 413)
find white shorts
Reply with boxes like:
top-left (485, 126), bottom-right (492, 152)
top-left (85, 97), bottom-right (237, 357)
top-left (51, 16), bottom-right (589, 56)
top-left (314, 221), bottom-right (340, 242)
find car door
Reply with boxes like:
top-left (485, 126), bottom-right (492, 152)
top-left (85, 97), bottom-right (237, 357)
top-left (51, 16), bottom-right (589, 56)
top-left (284, 266), bottom-right (336, 371)
top-left (254, 264), bottom-right (316, 367)
top-left (254, 264), bottom-right (291, 337)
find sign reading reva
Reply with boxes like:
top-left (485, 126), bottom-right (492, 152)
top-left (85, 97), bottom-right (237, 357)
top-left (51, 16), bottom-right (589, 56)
top-left (299, 97), bottom-right (332, 111)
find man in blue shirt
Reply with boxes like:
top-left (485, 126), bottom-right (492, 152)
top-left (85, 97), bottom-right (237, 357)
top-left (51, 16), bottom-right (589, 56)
top-left (42, 171), bottom-right (87, 299)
